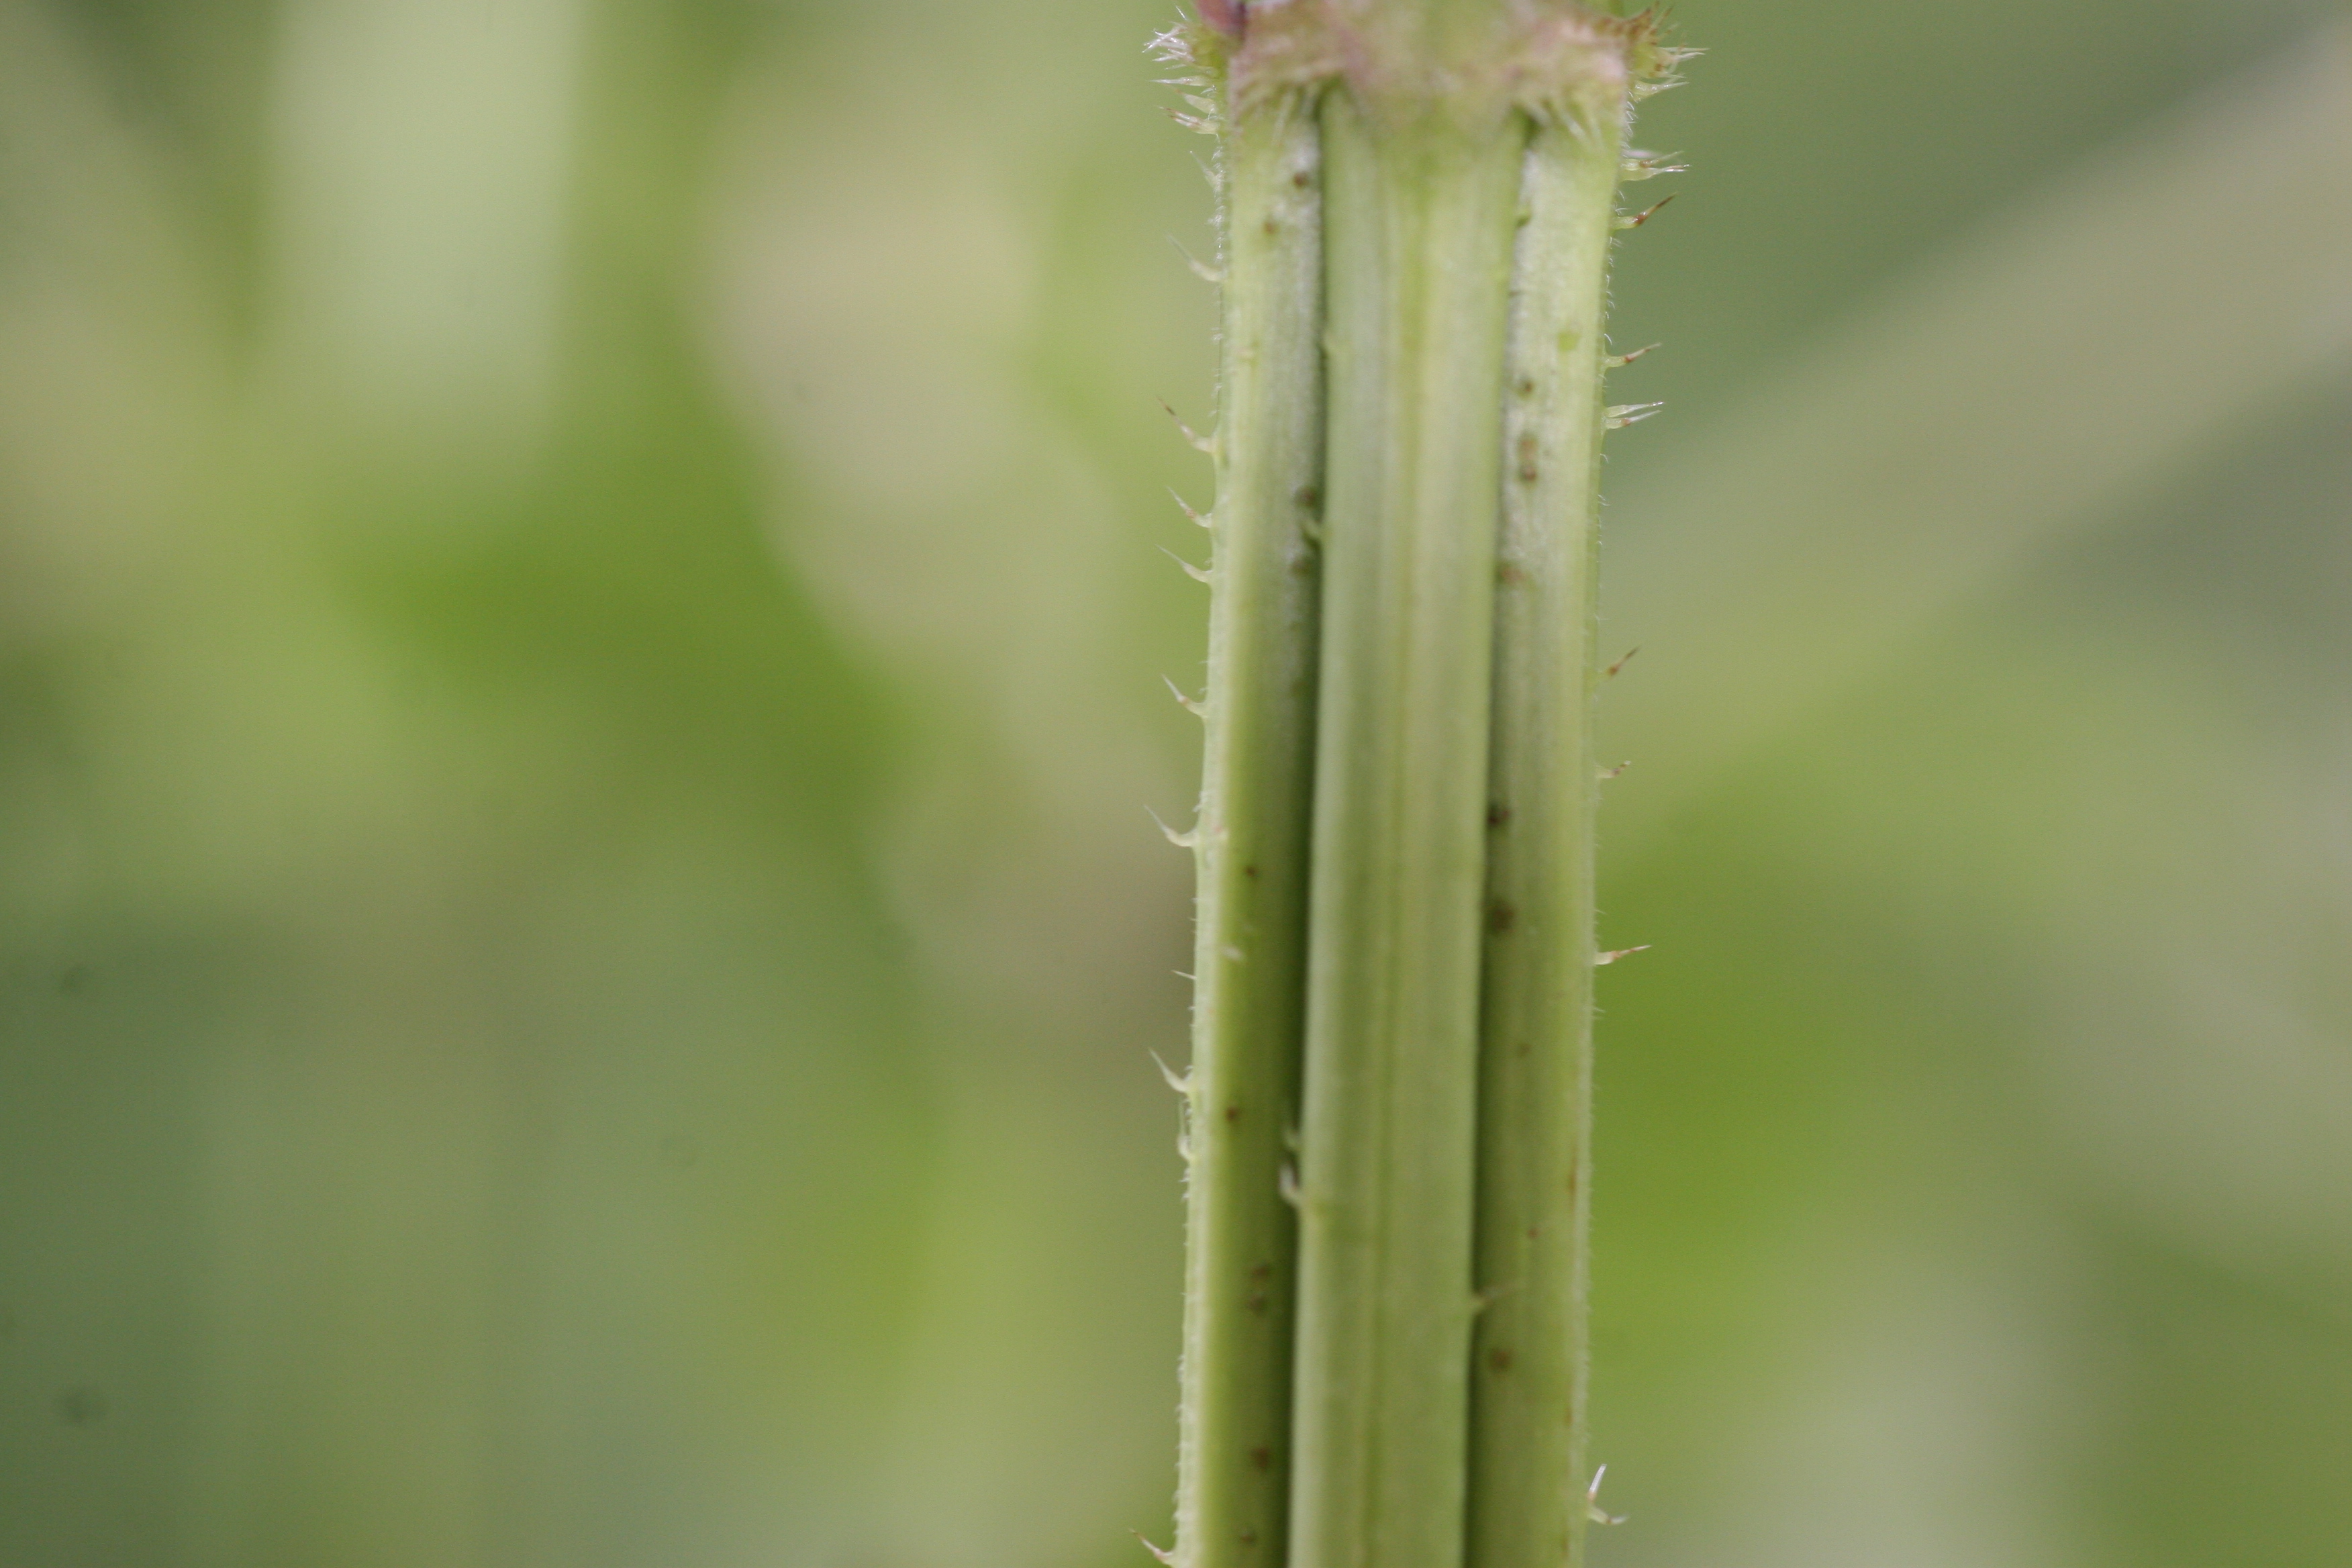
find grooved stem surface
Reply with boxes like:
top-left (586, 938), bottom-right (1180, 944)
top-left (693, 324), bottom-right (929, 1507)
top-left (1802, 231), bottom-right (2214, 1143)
top-left (1177, 87), bottom-right (1326, 1568)
top-left (1286, 87), bottom-right (1528, 1568)
top-left (1466, 107), bottom-right (1624, 1568)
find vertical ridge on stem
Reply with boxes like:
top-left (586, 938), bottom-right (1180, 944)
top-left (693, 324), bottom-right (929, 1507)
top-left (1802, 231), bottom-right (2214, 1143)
top-left (1287, 87), bottom-right (1528, 1568)
top-left (1169, 9), bottom-right (1676, 1567)
top-left (1467, 97), bottom-right (1626, 1568)
top-left (1176, 70), bottom-right (1326, 1568)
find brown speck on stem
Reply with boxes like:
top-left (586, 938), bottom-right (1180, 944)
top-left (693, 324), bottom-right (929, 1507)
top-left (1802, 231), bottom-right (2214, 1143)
top-left (1199, 0), bottom-right (1244, 40)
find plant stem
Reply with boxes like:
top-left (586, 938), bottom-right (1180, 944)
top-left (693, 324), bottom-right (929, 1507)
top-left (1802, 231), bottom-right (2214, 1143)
top-left (1175, 70), bottom-right (1326, 1568)
top-left (1167, 7), bottom-right (1669, 1567)
top-left (1465, 100), bottom-right (1626, 1568)
top-left (1288, 85), bottom-right (1526, 1568)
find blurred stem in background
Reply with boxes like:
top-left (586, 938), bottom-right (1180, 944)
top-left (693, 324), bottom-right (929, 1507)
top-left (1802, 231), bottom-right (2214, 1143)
top-left (1167, 5), bottom-right (1673, 1566)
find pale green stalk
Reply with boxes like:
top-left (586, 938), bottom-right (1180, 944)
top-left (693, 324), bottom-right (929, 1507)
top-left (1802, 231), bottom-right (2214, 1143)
top-left (1167, 7), bottom-right (1669, 1567)
top-left (1285, 77), bottom-right (1528, 1568)
top-left (1465, 99), bottom-right (1627, 1568)
top-left (1173, 59), bottom-right (1326, 1568)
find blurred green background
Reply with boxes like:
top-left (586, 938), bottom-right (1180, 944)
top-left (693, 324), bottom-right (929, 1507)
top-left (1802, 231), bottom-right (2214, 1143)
top-left (3, 0), bottom-right (2349, 1563)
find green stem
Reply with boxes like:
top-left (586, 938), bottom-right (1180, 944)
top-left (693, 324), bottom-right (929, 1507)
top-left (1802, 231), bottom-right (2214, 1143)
top-left (1175, 74), bottom-right (1326, 1568)
top-left (1466, 102), bottom-right (1626, 1568)
top-left (1288, 87), bottom-right (1526, 1568)
top-left (1168, 8), bottom-right (1669, 1567)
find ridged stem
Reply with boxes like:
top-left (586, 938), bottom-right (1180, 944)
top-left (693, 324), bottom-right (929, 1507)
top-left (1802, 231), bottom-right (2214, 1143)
top-left (1287, 88), bottom-right (1528, 1568)
top-left (1465, 103), bottom-right (1626, 1568)
top-left (1170, 7), bottom-right (1663, 1566)
top-left (1175, 82), bottom-right (1326, 1568)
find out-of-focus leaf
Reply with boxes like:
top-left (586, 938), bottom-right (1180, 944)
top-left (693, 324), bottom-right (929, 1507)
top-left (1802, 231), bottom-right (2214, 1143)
top-left (1602, 24), bottom-right (2352, 844)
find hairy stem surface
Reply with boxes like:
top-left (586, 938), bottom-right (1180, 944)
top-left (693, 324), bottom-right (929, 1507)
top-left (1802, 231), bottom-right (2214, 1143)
top-left (1167, 6), bottom-right (1667, 1567)
top-left (1176, 79), bottom-right (1326, 1568)
top-left (1466, 104), bottom-right (1626, 1568)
